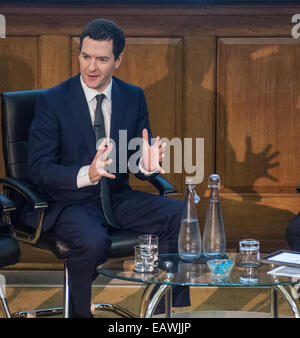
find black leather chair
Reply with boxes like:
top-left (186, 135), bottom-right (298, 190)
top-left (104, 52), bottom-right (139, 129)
top-left (0, 194), bottom-right (20, 318)
top-left (0, 89), bottom-right (176, 318)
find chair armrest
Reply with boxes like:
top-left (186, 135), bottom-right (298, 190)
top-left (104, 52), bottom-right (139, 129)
top-left (0, 193), bottom-right (15, 213)
top-left (149, 174), bottom-right (177, 196)
top-left (0, 177), bottom-right (47, 244)
top-left (297, 185), bottom-right (300, 193)
top-left (0, 177), bottom-right (48, 209)
top-left (0, 194), bottom-right (15, 236)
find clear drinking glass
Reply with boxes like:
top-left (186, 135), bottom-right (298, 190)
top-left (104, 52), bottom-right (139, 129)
top-left (238, 238), bottom-right (260, 268)
top-left (239, 267), bottom-right (259, 284)
top-left (134, 234), bottom-right (159, 273)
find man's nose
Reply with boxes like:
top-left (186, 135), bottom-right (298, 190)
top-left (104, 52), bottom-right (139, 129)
top-left (88, 58), bottom-right (97, 71)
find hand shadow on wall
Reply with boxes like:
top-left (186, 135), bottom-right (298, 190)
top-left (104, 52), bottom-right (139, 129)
top-left (141, 43), bottom-right (298, 315)
top-left (143, 42), bottom-right (296, 249)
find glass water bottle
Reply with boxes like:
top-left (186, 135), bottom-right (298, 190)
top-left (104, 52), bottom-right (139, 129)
top-left (178, 177), bottom-right (202, 262)
top-left (203, 174), bottom-right (226, 259)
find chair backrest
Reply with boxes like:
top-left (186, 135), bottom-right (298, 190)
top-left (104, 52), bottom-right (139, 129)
top-left (1, 89), bottom-right (47, 180)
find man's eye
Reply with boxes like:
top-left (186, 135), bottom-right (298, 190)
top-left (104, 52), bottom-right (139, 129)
top-left (98, 58), bottom-right (108, 63)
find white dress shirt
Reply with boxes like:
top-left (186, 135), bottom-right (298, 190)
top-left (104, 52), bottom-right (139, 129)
top-left (77, 76), bottom-right (155, 189)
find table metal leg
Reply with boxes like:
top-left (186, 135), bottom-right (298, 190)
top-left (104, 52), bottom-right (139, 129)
top-left (164, 285), bottom-right (172, 318)
top-left (145, 284), bottom-right (172, 318)
top-left (0, 285), bottom-right (11, 318)
top-left (274, 284), bottom-right (300, 318)
top-left (270, 287), bottom-right (278, 318)
top-left (139, 283), bottom-right (157, 318)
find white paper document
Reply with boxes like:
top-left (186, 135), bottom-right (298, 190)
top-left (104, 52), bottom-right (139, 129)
top-left (267, 265), bottom-right (300, 278)
top-left (266, 252), bottom-right (300, 265)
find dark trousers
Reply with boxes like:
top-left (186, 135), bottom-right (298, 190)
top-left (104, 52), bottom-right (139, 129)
top-left (286, 212), bottom-right (300, 251)
top-left (53, 190), bottom-right (190, 317)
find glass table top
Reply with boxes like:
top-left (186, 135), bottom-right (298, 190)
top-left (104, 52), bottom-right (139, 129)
top-left (97, 253), bottom-right (298, 288)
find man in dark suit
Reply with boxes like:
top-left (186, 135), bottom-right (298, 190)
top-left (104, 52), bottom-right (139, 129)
top-left (26, 18), bottom-right (189, 317)
top-left (286, 213), bottom-right (300, 251)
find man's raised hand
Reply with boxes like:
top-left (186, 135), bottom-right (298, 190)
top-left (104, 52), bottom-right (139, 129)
top-left (142, 128), bottom-right (166, 174)
top-left (88, 140), bottom-right (116, 183)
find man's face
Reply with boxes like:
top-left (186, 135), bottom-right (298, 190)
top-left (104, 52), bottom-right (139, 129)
top-left (79, 36), bottom-right (122, 92)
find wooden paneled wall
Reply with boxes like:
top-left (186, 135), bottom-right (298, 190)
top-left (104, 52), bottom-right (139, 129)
top-left (0, 3), bottom-right (299, 264)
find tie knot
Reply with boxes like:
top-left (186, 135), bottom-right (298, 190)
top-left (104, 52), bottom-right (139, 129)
top-left (96, 94), bottom-right (105, 105)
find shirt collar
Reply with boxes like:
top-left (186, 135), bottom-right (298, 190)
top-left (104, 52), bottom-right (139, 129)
top-left (80, 75), bottom-right (112, 103)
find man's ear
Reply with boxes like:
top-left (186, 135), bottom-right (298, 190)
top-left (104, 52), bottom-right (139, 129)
top-left (115, 53), bottom-right (123, 69)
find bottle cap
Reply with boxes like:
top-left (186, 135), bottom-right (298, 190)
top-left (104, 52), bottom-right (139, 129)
top-left (208, 174), bottom-right (221, 188)
top-left (185, 176), bottom-right (196, 185)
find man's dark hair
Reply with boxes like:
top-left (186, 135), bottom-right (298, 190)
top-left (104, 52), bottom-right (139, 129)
top-left (80, 18), bottom-right (125, 60)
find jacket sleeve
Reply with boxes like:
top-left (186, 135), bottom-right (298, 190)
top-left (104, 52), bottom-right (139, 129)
top-left (27, 93), bottom-right (81, 191)
top-left (133, 88), bottom-right (158, 182)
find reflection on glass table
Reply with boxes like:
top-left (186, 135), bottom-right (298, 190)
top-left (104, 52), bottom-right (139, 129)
top-left (97, 253), bottom-right (300, 318)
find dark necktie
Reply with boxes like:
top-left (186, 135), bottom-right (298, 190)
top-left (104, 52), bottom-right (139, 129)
top-left (94, 94), bottom-right (106, 142)
top-left (93, 94), bottom-right (119, 227)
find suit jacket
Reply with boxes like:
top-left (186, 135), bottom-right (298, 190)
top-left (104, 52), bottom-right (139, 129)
top-left (26, 74), bottom-right (156, 231)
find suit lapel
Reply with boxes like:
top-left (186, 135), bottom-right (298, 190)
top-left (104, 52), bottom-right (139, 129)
top-left (67, 74), bottom-right (96, 156)
top-left (110, 77), bottom-right (126, 146)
